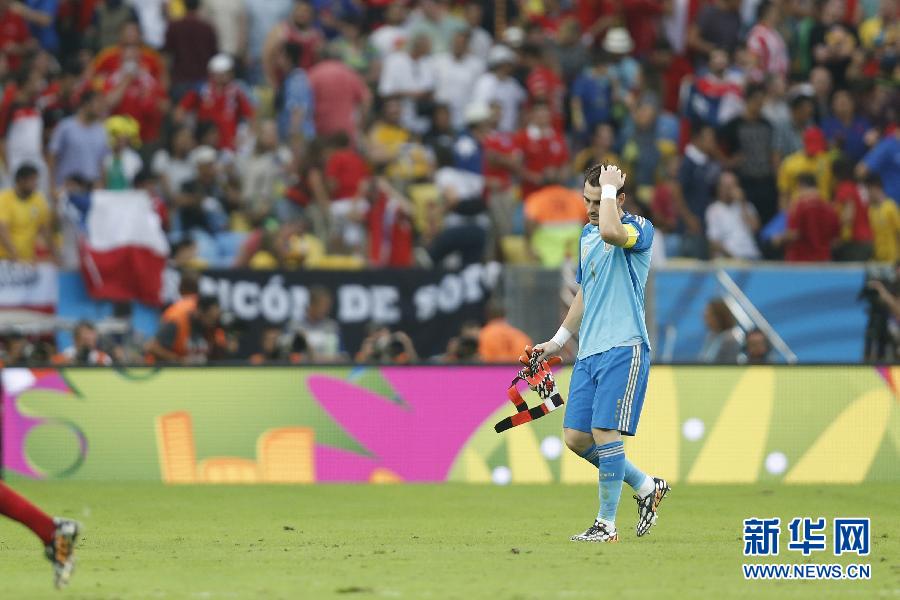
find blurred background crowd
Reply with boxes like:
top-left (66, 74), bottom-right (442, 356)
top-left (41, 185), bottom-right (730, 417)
top-left (0, 0), bottom-right (897, 366)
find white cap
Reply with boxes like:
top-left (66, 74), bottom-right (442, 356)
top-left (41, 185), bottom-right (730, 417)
top-left (502, 26), bottom-right (524, 48)
top-left (488, 44), bottom-right (516, 67)
top-left (464, 103), bottom-right (491, 125)
top-left (602, 27), bottom-right (634, 54)
top-left (208, 53), bottom-right (234, 74)
top-left (191, 145), bottom-right (217, 165)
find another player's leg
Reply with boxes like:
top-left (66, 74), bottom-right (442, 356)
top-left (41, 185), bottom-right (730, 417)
top-left (0, 482), bottom-right (80, 587)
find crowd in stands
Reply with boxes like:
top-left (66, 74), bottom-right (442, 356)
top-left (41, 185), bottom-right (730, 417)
top-left (0, 0), bottom-right (898, 365)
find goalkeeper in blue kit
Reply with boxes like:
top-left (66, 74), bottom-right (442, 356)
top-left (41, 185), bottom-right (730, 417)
top-left (533, 163), bottom-right (670, 543)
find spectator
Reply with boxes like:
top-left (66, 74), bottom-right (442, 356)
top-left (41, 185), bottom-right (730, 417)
top-left (128, 0), bottom-right (167, 49)
top-left (807, 66), bottom-right (833, 120)
top-left (858, 127), bottom-right (900, 203)
top-left (705, 170), bottom-right (762, 260)
top-left (552, 17), bottom-right (587, 85)
top-left (478, 301), bottom-right (531, 363)
top-left (151, 124), bottom-right (197, 200)
top-left (620, 95), bottom-right (671, 193)
top-left (307, 44), bottom-right (371, 139)
top-left (865, 173), bottom-right (900, 263)
top-left (234, 217), bottom-right (323, 270)
top-left (326, 16), bottom-right (377, 83)
top-left (821, 89), bottom-right (874, 162)
top-left (602, 27), bottom-right (642, 105)
top-left (452, 103), bottom-right (489, 175)
top-left (432, 29), bottom-right (486, 130)
top-left (832, 156), bottom-right (873, 261)
top-left (20, 5), bottom-right (57, 56)
top-left (102, 115), bottom-right (143, 189)
top-left (89, 20), bottom-right (166, 83)
top-left (1, 68), bottom-right (48, 195)
top-left (239, 119), bottom-right (291, 221)
top-left (324, 131), bottom-right (370, 202)
top-left (698, 298), bottom-right (742, 363)
top-left (276, 41), bottom-right (315, 143)
top-left (858, 0), bottom-right (899, 51)
top-left (515, 101), bottom-right (569, 200)
top-left (784, 173), bottom-right (840, 262)
top-left (679, 48), bottom-right (745, 128)
top-left (773, 93), bottom-right (815, 158)
top-left (741, 328), bottom-right (773, 364)
top-left (90, 0), bottom-right (139, 53)
top-left (365, 176), bottom-right (414, 267)
top-left (523, 181), bottom-right (586, 266)
top-left (573, 123), bottom-right (620, 175)
top-left (679, 124), bottom-right (721, 252)
top-left (809, 0), bottom-right (860, 90)
top-left (746, 0), bottom-right (789, 81)
top-left (653, 153), bottom-right (701, 258)
top-left (688, 0), bottom-right (743, 62)
top-left (720, 83), bottom-right (780, 225)
top-left (203, 0), bottom-right (246, 60)
top-left (405, 0), bottom-right (466, 54)
top-left (292, 285), bottom-right (341, 361)
top-left (0, 164), bottom-right (55, 262)
top-left (101, 41), bottom-right (168, 143)
top-left (146, 294), bottom-right (229, 364)
top-left (176, 53), bottom-right (254, 151)
top-left (369, 1), bottom-right (407, 59)
top-left (53, 321), bottom-right (113, 365)
top-left (262, 0), bottom-right (324, 86)
top-left (570, 49), bottom-right (616, 140)
top-left (423, 104), bottom-right (457, 167)
top-left (367, 96), bottom-right (433, 184)
top-left (47, 90), bottom-right (108, 189)
top-left (523, 43), bottom-right (565, 132)
top-left (471, 45), bottom-right (526, 133)
top-left (777, 127), bottom-right (834, 205)
top-left (0, 0), bottom-right (36, 72)
top-left (378, 33), bottom-right (436, 135)
top-left (163, 0), bottom-right (219, 99)
top-left (462, 2), bottom-right (491, 60)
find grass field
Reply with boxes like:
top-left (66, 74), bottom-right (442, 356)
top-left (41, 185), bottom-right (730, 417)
top-left (0, 482), bottom-right (898, 599)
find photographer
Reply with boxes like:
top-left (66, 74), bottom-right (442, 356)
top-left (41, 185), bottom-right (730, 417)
top-left (861, 263), bottom-right (899, 363)
top-left (52, 321), bottom-right (113, 366)
top-left (355, 324), bottom-right (418, 364)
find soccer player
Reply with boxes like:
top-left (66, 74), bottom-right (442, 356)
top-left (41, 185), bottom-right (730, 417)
top-left (533, 163), bottom-right (670, 542)
top-left (0, 482), bottom-right (79, 587)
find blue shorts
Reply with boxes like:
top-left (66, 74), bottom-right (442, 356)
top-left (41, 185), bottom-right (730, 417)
top-left (563, 343), bottom-right (650, 436)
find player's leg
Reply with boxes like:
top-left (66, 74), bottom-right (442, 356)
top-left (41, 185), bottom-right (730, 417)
top-left (0, 482), bottom-right (80, 587)
top-left (618, 346), bottom-right (671, 536)
top-left (563, 357), bottom-right (597, 460)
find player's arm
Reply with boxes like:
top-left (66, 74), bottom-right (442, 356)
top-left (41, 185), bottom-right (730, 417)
top-left (595, 165), bottom-right (630, 246)
top-left (533, 286), bottom-right (584, 357)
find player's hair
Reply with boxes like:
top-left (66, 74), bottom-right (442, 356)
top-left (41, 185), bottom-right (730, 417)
top-left (583, 162), bottom-right (624, 192)
top-left (14, 164), bottom-right (39, 181)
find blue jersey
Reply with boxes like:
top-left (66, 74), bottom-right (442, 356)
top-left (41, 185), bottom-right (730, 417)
top-left (575, 213), bottom-right (654, 359)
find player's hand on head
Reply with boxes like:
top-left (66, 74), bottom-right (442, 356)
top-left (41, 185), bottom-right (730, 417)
top-left (597, 164), bottom-right (626, 190)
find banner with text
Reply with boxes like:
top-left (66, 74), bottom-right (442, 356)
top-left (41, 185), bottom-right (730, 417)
top-left (2, 365), bottom-right (896, 484)
top-left (0, 261), bottom-right (58, 312)
top-left (199, 264), bottom-right (501, 357)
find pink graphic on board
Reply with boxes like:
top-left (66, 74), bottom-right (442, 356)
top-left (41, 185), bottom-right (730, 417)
top-left (309, 367), bottom-right (510, 481)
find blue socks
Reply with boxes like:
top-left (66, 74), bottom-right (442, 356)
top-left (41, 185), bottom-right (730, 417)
top-left (578, 444), bottom-right (652, 497)
top-left (596, 441), bottom-right (625, 524)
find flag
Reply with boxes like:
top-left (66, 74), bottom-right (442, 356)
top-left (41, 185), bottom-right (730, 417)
top-left (78, 190), bottom-right (169, 306)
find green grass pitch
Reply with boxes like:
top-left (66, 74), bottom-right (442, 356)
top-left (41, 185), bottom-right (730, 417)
top-left (0, 482), bottom-right (897, 599)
